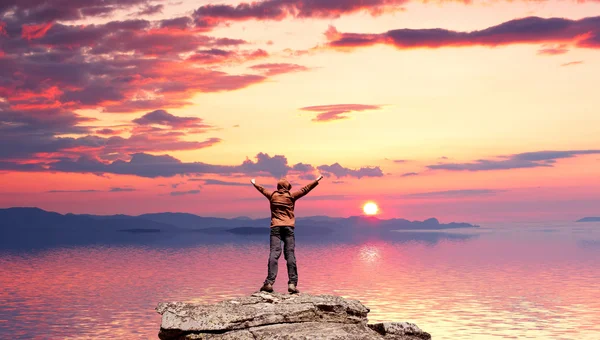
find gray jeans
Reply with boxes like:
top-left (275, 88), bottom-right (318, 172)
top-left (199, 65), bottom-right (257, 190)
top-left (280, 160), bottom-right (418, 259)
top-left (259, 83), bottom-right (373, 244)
top-left (265, 226), bottom-right (297, 285)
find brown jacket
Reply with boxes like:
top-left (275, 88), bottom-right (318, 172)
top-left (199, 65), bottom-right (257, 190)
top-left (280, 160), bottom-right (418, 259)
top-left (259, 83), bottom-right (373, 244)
top-left (253, 178), bottom-right (319, 227)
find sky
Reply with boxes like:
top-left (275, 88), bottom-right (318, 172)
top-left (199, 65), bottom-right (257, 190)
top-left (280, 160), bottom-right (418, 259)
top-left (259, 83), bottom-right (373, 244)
top-left (1, 0), bottom-right (599, 223)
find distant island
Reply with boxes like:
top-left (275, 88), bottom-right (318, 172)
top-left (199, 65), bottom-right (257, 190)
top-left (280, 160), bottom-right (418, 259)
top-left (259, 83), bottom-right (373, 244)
top-left (0, 207), bottom-right (480, 249)
top-left (576, 217), bottom-right (600, 222)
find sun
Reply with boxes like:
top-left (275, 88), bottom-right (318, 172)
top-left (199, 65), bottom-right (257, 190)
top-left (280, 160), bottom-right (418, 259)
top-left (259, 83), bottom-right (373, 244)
top-left (363, 202), bottom-right (379, 215)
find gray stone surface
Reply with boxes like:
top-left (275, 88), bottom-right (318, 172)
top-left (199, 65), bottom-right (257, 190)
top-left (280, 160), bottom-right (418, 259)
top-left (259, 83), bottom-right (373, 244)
top-left (156, 292), bottom-right (431, 340)
top-left (368, 322), bottom-right (431, 339)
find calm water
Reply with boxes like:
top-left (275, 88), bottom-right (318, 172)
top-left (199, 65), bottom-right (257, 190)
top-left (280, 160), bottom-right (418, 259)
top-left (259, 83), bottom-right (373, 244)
top-left (1, 222), bottom-right (600, 339)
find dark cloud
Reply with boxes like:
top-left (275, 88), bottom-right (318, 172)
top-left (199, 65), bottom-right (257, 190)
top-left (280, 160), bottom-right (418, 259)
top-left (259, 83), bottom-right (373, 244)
top-left (393, 159), bottom-right (408, 163)
top-left (0, 18), bottom-right (268, 116)
top-left (317, 163), bottom-right (384, 178)
top-left (292, 163), bottom-right (315, 172)
top-left (192, 0), bottom-right (406, 30)
top-left (404, 189), bottom-right (504, 199)
top-left (109, 187), bottom-right (136, 192)
top-left (47, 189), bottom-right (101, 193)
top-left (171, 182), bottom-right (184, 189)
top-left (1, 150), bottom-right (385, 180)
top-left (46, 187), bottom-right (136, 193)
top-left (299, 104), bottom-right (382, 122)
top-left (136, 4), bottom-right (164, 16)
top-left (249, 63), bottom-right (309, 76)
top-left (0, 0), bottom-right (160, 24)
top-left (326, 16), bottom-right (600, 51)
top-left (428, 150), bottom-right (600, 172)
top-left (170, 189), bottom-right (201, 196)
top-left (0, 104), bottom-right (220, 161)
top-left (95, 128), bottom-right (125, 135)
top-left (133, 109), bottom-right (212, 131)
top-left (203, 179), bottom-right (248, 186)
top-left (401, 172), bottom-right (418, 177)
top-left (187, 48), bottom-right (268, 64)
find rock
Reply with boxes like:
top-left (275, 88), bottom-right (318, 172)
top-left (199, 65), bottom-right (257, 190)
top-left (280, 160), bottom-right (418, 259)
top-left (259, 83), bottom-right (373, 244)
top-left (156, 292), bottom-right (431, 340)
top-left (369, 322), bottom-right (431, 340)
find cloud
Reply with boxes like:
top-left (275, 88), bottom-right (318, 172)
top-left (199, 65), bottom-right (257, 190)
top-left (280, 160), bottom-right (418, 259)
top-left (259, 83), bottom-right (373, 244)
top-left (22, 22), bottom-right (53, 40)
top-left (192, 0), bottom-right (406, 30)
top-left (0, 18), bottom-right (269, 117)
top-left (0, 102), bottom-right (222, 165)
top-left (317, 163), bottom-right (384, 178)
top-left (171, 182), bottom-right (184, 189)
top-left (404, 189), bottom-right (504, 198)
top-left (292, 163), bottom-right (315, 172)
top-left (0, 0), bottom-right (159, 24)
top-left (401, 172), bottom-right (419, 177)
top-left (249, 63), bottom-right (309, 76)
top-left (132, 109), bottom-right (212, 131)
top-left (2, 149), bottom-right (385, 180)
top-left (325, 16), bottom-right (600, 51)
top-left (299, 104), bottom-right (382, 122)
top-left (46, 189), bottom-right (101, 193)
top-left (427, 150), bottom-right (600, 172)
top-left (188, 48), bottom-right (268, 64)
top-left (136, 4), bottom-right (164, 16)
top-left (109, 187), bottom-right (136, 192)
top-left (392, 159), bottom-right (408, 163)
top-left (203, 179), bottom-right (248, 186)
top-left (46, 187), bottom-right (136, 193)
top-left (170, 189), bottom-right (201, 196)
top-left (561, 60), bottom-right (584, 67)
top-left (537, 44), bottom-right (569, 55)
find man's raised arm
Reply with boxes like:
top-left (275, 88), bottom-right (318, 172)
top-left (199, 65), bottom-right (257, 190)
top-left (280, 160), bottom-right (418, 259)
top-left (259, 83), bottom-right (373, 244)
top-left (251, 179), bottom-right (273, 199)
top-left (291, 175), bottom-right (323, 201)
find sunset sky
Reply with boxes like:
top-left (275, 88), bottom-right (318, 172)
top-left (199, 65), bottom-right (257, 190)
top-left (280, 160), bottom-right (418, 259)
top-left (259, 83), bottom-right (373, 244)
top-left (1, 0), bottom-right (599, 223)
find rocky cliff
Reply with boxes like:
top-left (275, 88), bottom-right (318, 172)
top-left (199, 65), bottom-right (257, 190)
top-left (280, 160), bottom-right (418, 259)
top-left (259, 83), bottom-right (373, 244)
top-left (156, 292), bottom-right (431, 340)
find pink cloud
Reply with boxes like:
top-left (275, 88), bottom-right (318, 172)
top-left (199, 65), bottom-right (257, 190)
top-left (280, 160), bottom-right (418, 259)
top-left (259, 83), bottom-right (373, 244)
top-left (249, 63), bottom-right (309, 76)
top-left (561, 60), bottom-right (584, 66)
top-left (299, 104), bottom-right (382, 122)
top-left (537, 44), bottom-right (569, 55)
top-left (22, 22), bottom-right (53, 40)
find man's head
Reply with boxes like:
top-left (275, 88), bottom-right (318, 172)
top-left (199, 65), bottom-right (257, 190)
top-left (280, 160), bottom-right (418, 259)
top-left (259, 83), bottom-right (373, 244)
top-left (277, 178), bottom-right (291, 191)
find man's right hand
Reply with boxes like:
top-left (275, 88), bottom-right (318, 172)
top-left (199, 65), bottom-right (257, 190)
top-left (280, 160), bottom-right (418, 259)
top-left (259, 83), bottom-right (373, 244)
top-left (251, 178), bottom-right (256, 185)
top-left (317, 175), bottom-right (323, 181)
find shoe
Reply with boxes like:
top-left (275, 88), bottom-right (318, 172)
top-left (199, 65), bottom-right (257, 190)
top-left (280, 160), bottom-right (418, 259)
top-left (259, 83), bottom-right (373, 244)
top-left (288, 283), bottom-right (300, 294)
top-left (260, 282), bottom-right (273, 293)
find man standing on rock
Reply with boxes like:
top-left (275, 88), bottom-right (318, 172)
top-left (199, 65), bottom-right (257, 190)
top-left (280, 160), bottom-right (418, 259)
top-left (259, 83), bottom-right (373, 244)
top-left (251, 175), bottom-right (324, 294)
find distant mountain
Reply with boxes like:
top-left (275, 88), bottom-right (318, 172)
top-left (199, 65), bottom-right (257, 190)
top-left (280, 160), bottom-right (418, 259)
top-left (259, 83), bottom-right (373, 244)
top-left (0, 207), bottom-right (179, 232)
top-left (576, 217), bottom-right (600, 222)
top-left (137, 212), bottom-right (268, 229)
top-left (1, 207), bottom-right (479, 232)
top-left (0, 207), bottom-right (479, 249)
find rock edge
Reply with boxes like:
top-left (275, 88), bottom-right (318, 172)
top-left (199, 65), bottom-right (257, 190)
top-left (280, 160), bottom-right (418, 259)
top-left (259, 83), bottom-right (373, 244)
top-left (156, 292), bottom-right (431, 340)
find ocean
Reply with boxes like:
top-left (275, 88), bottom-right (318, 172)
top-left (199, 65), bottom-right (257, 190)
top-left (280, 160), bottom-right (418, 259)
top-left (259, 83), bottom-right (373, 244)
top-left (1, 221), bottom-right (599, 339)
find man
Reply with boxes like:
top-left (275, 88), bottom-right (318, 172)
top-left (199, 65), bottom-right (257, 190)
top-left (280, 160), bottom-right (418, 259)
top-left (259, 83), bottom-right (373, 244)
top-left (251, 175), bottom-right (323, 294)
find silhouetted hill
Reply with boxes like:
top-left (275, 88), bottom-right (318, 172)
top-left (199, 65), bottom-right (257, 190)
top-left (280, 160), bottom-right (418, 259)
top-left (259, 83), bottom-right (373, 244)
top-left (576, 217), bottom-right (600, 222)
top-left (0, 207), bottom-right (179, 232)
top-left (0, 207), bottom-right (479, 249)
top-left (137, 212), bottom-right (269, 229)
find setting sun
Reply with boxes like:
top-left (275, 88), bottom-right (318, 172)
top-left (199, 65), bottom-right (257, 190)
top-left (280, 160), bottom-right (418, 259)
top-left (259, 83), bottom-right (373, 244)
top-left (363, 202), bottom-right (379, 215)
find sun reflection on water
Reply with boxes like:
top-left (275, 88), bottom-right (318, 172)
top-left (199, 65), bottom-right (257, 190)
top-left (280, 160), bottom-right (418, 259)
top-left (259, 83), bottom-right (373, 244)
top-left (1, 222), bottom-right (600, 339)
